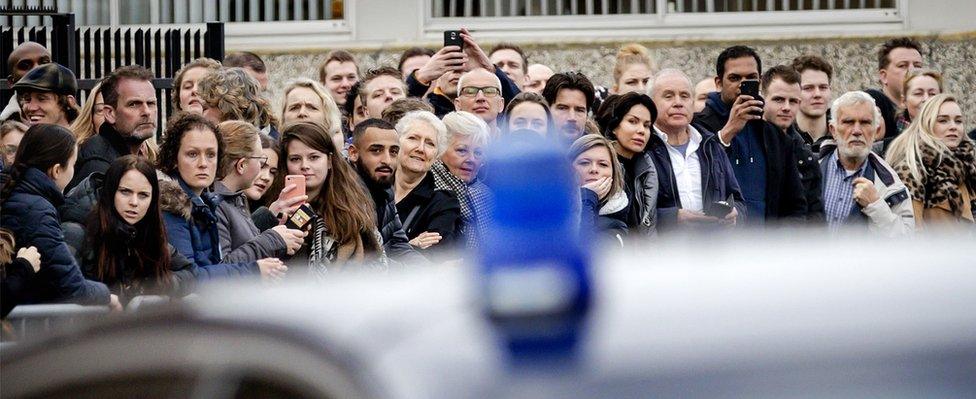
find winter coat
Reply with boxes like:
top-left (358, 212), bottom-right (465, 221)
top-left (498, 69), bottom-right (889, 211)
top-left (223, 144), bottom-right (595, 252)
top-left (646, 128), bottom-right (747, 232)
top-left (213, 181), bottom-right (287, 263)
top-left (0, 167), bottom-right (110, 305)
top-left (395, 173), bottom-right (462, 249)
top-left (407, 68), bottom-right (522, 118)
top-left (2, 257), bottom-right (36, 318)
top-left (77, 220), bottom-right (198, 302)
top-left (369, 183), bottom-right (428, 265)
top-left (68, 123), bottom-right (136, 192)
top-left (628, 150), bottom-right (660, 235)
top-left (580, 188), bottom-right (629, 245)
top-left (819, 145), bottom-right (915, 236)
top-left (59, 171), bottom-right (103, 259)
top-left (693, 98), bottom-right (808, 223)
top-left (786, 125), bottom-right (825, 223)
top-left (159, 177), bottom-right (259, 279)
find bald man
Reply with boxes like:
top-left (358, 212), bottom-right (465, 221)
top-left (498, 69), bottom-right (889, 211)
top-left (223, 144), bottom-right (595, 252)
top-left (3, 42), bottom-right (52, 122)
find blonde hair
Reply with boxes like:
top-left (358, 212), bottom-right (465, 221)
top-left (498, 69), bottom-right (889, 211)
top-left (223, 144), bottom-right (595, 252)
top-left (198, 67), bottom-right (279, 129)
top-left (568, 134), bottom-right (624, 202)
top-left (70, 82), bottom-right (103, 144)
top-left (0, 229), bottom-right (14, 266)
top-left (902, 69), bottom-right (944, 101)
top-left (172, 57), bottom-right (222, 112)
top-left (613, 43), bottom-right (656, 86)
top-left (886, 94), bottom-right (967, 184)
top-left (216, 120), bottom-right (261, 178)
top-left (279, 78), bottom-right (343, 137)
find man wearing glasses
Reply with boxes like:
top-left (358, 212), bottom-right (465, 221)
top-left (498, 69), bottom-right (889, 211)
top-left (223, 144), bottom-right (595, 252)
top-left (454, 68), bottom-right (505, 137)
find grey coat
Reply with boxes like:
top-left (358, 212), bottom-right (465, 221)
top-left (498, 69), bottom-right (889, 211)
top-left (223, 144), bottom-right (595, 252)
top-left (214, 181), bottom-right (287, 262)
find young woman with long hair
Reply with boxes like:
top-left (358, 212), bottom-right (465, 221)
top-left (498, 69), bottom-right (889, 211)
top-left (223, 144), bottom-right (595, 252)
top-left (278, 121), bottom-right (386, 272)
top-left (568, 134), bottom-right (630, 241)
top-left (0, 124), bottom-right (118, 309)
top-left (79, 156), bottom-right (197, 303)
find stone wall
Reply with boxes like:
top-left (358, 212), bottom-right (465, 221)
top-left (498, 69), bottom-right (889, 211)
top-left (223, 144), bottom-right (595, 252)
top-left (260, 32), bottom-right (976, 126)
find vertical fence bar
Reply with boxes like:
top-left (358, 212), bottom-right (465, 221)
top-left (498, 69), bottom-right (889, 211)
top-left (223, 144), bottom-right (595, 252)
top-left (204, 22), bottom-right (225, 61)
top-left (182, 30), bottom-right (191, 65)
top-left (255, 0), bottom-right (265, 21)
top-left (102, 28), bottom-right (112, 77)
top-left (134, 29), bottom-right (145, 69)
top-left (193, 30), bottom-right (201, 59)
top-left (113, 29), bottom-right (122, 70)
top-left (124, 29), bottom-right (132, 67)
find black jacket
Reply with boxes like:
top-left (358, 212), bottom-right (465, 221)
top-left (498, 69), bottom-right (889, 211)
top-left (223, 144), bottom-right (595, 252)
top-left (395, 173), bottom-right (462, 249)
top-left (580, 188), bottom-right (629, 244)
top-left (359, 171), bottom-right (428, 265)
top-left (646, 128), bottom-right (746, 231)
top-left (693, 100), bottom-right (808, 223)
top-left (69, 123), bottom-right (138, 192)
top-left (786, 125), bottom-right (825, 223)
top-left (407, 68), bottom-right (521, 118)
top-left (78, 221), bottom-right (198, 303)
top-left (2, 258), bottom-right (36, 318)
top-left (1, 168), bottom-right (110, 306)
top-left (865, 88), bottom-right (900, 141)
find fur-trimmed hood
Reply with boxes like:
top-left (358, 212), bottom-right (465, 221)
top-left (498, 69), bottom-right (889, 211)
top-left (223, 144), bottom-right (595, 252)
top-left (158, 174), bottom-right (192, 220)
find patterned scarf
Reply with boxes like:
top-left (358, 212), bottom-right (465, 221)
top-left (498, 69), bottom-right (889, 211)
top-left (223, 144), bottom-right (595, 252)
top-left (895, 139), bottom-right (976, 220)
top-left (308, 218), bottom-right (389, 280)
top-left (430, 161), bottom-right (492, 249)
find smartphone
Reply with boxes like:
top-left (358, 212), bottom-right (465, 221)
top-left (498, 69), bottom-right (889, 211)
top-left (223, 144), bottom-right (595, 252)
top-left (282, 175), bottom-right (306, 202)
top-left (705, 194), bottom-right (736, 218)
top-left (739, 80), bottom-right (760, 99)
top-left (443, 30), bottom-right (464, 49)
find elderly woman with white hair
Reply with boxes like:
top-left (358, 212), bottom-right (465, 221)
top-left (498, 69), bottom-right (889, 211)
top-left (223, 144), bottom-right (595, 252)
top-left (427, 111), bottom-right (492, 250)
top-left (393, 111), bottom-right (462, 251)
top-left (279, 78), bottom-right (345, 151)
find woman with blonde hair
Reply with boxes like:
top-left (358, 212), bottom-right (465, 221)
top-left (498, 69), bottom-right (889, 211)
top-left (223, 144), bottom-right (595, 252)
top-left (197, 67), bottom-right (279, 136)
top-left (172, 57), bottom-right (222, 114)
top-left (886, 93), bottom-right (975, 227)
top-left (897, 69), bottom-right (943, 133)
top-left (568, 134), bottom-right (629, 240)
top-left (611, 43), bottom-right (656, 95)
top-left (213, 120), bottom-right (306, 263)
top-left (279, 78), bottom-right (344, 151)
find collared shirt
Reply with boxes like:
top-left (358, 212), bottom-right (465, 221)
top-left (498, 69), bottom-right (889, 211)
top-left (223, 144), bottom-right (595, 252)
top-left (822, 150), bottom-right (867, 230)
top-left (654, 125), bottom-right (704, 213)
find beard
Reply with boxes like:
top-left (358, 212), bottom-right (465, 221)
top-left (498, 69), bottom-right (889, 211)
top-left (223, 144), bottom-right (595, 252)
top-left (837, 137), bottom-right (871, 163)
top-left (354, 160), bottom-right (394, 188)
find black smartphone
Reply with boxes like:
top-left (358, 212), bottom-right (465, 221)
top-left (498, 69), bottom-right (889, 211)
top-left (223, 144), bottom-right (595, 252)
top-left (443, 30), bottom-right (464, 49)
top-left (705, 194), bottom-right (735, 219)
top-left (285, 203), bottom-right (318, 231)
top-left (739, 80), bottom-right (760, 99)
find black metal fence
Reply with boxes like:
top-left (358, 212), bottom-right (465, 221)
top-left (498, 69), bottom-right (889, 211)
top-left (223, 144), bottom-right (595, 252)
top-left (1, 6), bottom-right (224, 136)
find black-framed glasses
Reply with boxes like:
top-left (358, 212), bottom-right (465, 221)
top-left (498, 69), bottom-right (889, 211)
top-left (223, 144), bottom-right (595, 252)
top-left (246, 156), bottom-right (269, 168)
top-left (459, 86), bottom-right (501, 98)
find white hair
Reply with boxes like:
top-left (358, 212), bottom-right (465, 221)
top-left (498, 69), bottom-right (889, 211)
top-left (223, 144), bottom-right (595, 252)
top-left (442, 111), bottom-right (490, 146)
top-left (829, 91), bottom-right (882, 127)
top-left (647, 68), bottom-right (694, 98)
top-left (456, 68), bottom-right (501, 97)
top-left (395, 110), bottom-right (449, 157)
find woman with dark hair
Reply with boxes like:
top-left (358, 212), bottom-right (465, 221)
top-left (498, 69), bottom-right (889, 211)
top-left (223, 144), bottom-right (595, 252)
top-left (568, 134), bottom-right (630, 242)
top-left (78, 155), bottom-right (198, 303)
top-left (278, 121), bottom-right (386, 272)
top-left (156, 113), bottom-right (284, 280)
top-left (594, 92), bottom-right (659, 235)
top-left (504, 92), bottom-right (554, 137)
top-left (0, 124), bottom-right (118, 309)
top-left (1, 229), bottom-right (40, 318)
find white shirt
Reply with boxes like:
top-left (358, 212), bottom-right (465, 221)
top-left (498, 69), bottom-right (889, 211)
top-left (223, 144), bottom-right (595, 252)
top-left (654, 125), bottom-right (704, 213)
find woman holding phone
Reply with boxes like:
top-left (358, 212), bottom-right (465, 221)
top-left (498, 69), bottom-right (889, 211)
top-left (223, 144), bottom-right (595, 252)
top-left (278, 121), bottom-right (386, 273)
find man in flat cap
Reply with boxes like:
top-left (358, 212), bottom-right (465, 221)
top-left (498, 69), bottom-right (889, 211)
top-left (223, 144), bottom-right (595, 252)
top-left (13, 63), bottom-right (79, 128)
top-left (2, 41), bottom-right (51, 122)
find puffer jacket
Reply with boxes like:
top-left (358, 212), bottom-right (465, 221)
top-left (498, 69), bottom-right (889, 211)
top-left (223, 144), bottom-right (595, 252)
top-left (59, 171), bottom-right (104, 258)
top-left (213, 181), bottom-right (287, 263)
top-left (159, 176), bottom-right (258, 279)
top-left (0, 167), bottom-right (110, 305)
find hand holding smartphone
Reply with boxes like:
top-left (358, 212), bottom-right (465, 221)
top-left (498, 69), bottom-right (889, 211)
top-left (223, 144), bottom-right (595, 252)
top-left (443, 30), bottom-right (464, 49)
top-left (738, 80), bottom-right (763, 116)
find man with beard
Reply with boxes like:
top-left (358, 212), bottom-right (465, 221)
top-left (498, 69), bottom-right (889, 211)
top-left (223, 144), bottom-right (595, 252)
top-left (348, 118), bottom-right (427, 264)
top-left (542, 71), bottom-right (595, 145)
top-left (69, 65), bottom-right (158, 191)
top-left (818, 91), bottom-right (914, 235)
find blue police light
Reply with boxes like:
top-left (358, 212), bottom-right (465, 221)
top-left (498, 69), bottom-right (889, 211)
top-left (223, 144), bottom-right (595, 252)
top-left (479, 130), bottom-right (592, 359)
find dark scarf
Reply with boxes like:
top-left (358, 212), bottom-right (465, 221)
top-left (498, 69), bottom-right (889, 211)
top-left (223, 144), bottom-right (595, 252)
top-left (897, 140), bottom-right (976, 219)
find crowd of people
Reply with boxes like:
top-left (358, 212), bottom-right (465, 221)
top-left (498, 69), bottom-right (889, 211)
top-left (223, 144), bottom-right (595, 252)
top-left (1, 32), bottom-right (973, 316)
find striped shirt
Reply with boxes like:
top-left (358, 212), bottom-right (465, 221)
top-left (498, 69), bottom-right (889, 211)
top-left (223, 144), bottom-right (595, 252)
top-left (822, 150), bottom-right (867, 230)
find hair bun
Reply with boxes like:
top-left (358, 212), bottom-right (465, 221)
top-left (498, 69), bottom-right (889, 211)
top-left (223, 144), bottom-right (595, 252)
top-left (617, 43), bottom-right (649, 58)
